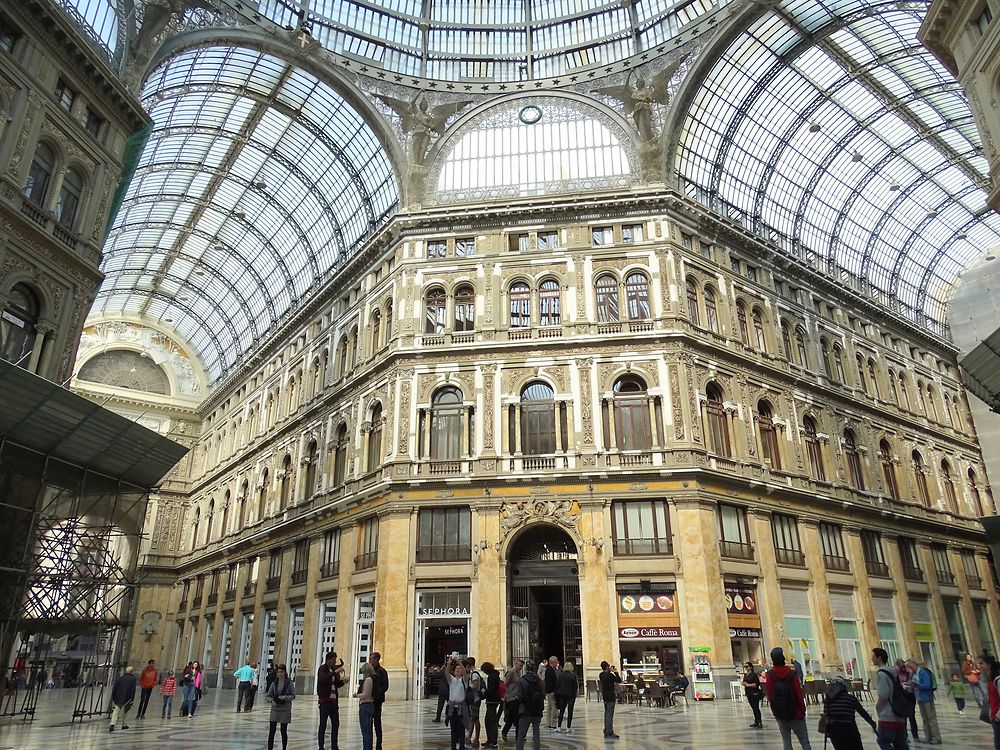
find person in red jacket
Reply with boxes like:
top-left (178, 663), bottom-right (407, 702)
top-left (764, 647), bottom-right (812, 750)
top-left (137, 659), bottom-right (159, 718)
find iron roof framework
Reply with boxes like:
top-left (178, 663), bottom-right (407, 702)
top-left (88, 45), bottom-right (400, 380)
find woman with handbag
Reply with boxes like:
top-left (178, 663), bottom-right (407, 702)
top-left (820, 676), bottom-right (876, 750)
top-left (977, 654), bottom-right (1000, 749)
top-left (266, 664), bottom-right (296, 750)
top-left (741, 662), bottom-right (764, 729)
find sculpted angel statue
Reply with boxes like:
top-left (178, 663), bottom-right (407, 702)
top-left (374, 93), bottom-right (473, 166)
top-left (592, 55), bottom-right (689, 142)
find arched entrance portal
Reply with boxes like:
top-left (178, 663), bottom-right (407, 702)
top-left (507, 524), bottom-right (582, 670)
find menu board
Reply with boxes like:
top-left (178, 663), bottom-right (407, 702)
top-left (726, 584), bottom-right (762, 632)
top-left (619, 592), bottom-right (675, 614)
top-left (617, 589), bottom-right (680, 631)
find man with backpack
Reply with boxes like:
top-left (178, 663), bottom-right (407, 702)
top-left (873, 647), bottom-right (911, 750)
top-left (516, 660), bottom-right (545, 750)
top-left (463, 658), bottom-right (484, 747)
top-left (909, 658), bottom-right (942, 745)
top-left (765, 647), bottom-right (812, 749)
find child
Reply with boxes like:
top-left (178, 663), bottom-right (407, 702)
top-left (947, 672), bottom-right (968, 716)
top-left (160, 670), bottom-right (177, 719)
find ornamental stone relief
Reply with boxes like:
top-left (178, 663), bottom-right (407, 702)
top-left (481, 364), bottom-right (496, 450)
top-left (499, 498), bottom-right (581, 540)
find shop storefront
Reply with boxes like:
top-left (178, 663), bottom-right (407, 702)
top-left (352, 594), bottom-right (375, 685)
top-left (830, 590), bottom-right (862, 678)
top-left (781, 587), bottom-right (818, 677)
top-left (726, 583), bottom-right (763, 668)
top-left (616, 585), bottom-right (682, 678)
top-left (414, 589), bottom-right (471, 698)
top-left (911, 598), bottom-right (943, 676)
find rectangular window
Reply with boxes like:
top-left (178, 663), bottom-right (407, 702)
top-left (730, 256), bottom-right (742, 273)
top-left (943, 600), bottom-right (967, 663)
top-left (861, 530), bottom-right (888, 576)
top-left (746, 266), bottom-right (758, 282)
top-left (820, 523), bottom-right (849, 571)
top-left (931, 544), bottom-right (954, 585)
top-left (898, 538), bottom-right (923, 581)
top-left (356, 517), bottom-right (378, 570)
top-left (592, 226), bottom-right (613, 246)
top-left (718, 504), bottom-right (752, 559)
top-left (55, 78), bottom-right (75, 111)
top-left (537, 230), bottom-right (559, 250)
top-left (509, 233), bottom-right (529, 252)
top-left (322, 528), bottom-right (341, 577)
top-left (699, 242), bottom-right (712, 259)
top-left (194, 575), bottom-right (205, 598)
top-left (267, 549), bottom-right (282, 589)
top-left (226, 563), bottom-right (238, 592)
top-left (772, 513), bottom-right (804, 566)
top-left (455, 237), bottom-right (476, 256)
top-left (84, 107), bottom-right (104, 138)
top-left (621, 224), bottom-right (643, 243)
top-left (611, 500), bottom-right (672, 556)
top-left (426, 240), bottom-right (447, 258)
top-left (962, 550), bottom-right (983, 588)
top-left (209, 570), bottom-right (220, 594)
top-left (680, 232), bottom-right (693, 250)
top-left (977, 6), bottom-right (993, 35)
top-left (416, 506), bottom-right (471, 562)
top-left (292, 539), bottom-right (309, 584)
top-left (976, 603), bottom-right (995, 656)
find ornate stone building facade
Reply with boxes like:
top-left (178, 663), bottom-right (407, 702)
top-left (131, 192), bottom-right (998, 695)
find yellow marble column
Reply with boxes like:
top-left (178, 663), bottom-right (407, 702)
top-left (298, 536), bottom-right (324, 679)
top-left (800, 522), bottom-right (838, 670)
top-left (674, 497), bottom-right (731, 666)
top-left (950, 546), bottom-right (983, 656)
top-left (248, 558), bottom-right (267, 659)
top-left (883, 534), bottom-right (919, 656)
top-left (578, 501), bottom-right (614, 683)
top-left (844, 528), bottom-right (880, 658)
top-left (334, 523), bottom-right (358, 664)
top-left (917, 542), bottom-right (952, 664)
top-left (373, 508), bottom-right (412, 699)
top-left (230, 558), bottom-right (251, 663)
top-left (273, 546), bottom-right (296, 663)
top-left (472, 504), bottom-right (503, 665)
top-left (750, 510), bottom-right (784, 646)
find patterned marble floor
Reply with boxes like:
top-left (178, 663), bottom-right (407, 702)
top-left (0, 689), bottom-right (992, 749)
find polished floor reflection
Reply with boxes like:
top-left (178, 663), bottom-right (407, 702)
top-left (0, 689), bottom-right (992, 749)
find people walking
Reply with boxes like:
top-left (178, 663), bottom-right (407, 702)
top-left (555, 661), bottom-right (577, 733)
top-left (911, 658), bottom-right (942, 744)
top-left (821, 676), bottom-right (876, 750)
top-left (160, 670), bottom-right (177, 719)
top-left (742, 662), bottom-right (764, 729)
top-left (516, 660), bottom-right (545, 750)
top-left (895, 659), bottom-right (920, 743)
top-left (433, 663), bottom-right (450, 723)
top-left (180, 661), bottom-right (196, 717)
top-left (265, 661), bottom-right (277, 693)
top-left (543, 656), bottom-right (559, 730)
top-left (765, 647), bottom-right (811, 750)
top-left (189, 660), bottom-right (203, 716)
top-left (501, 659), bottom-right (524, 742)
top-left (964, 653), bottom-right (986, 707)
top-left (234, 658), bottom-right (256, 712)
top-left (464, 657), bottom-right (482, 748)
top-left (359, 662), bottom-right (378, 750)
top-left (266, 663), bottom-right (295, 750)
top-left (947, 673), bottom-right (968, 716)
top-left (873, 647), bottom-right (910, 750)
top-left (482, 661), bottom-right (502, 748)
top-left (443, 658), bottom-right (470, 750)
top-left (108, 666), bottom-right (137, 732)
top-left (246, 661), bottom-right (259, 711)
top-left (317, 651), bottom-right (345, 750)
top-left (598, 660), bottom-right (622, 739)
top-left (369, 652), bottom-right (389, 750)
top-left (977, 653), bottom-right (1000, 749)
top-left (136, 659), bottom-right (158, 718)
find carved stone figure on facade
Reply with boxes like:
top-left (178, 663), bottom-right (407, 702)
top-left (130, 0), bottom-right (213, 64)
top-left (499, 499), bottom-right (581, 539)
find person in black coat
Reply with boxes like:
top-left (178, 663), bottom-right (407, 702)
top-left (109, 666), bottom-right (138, 732)
top-left (432, 665), bottom-right (450, 723)
top-left (555, 663), bottom-right (578, 733)
top-left (543, 657), bottom-right (559, 730)
top-left (742, 662), bottom-right (764, 729)
top-left (482, 662), bottom-right (503, 748)
top-left (823, 676), bottom-right (876, 750)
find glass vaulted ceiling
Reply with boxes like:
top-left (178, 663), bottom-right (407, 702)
top-left (90, 46), bottom-right (399, 380)
top-left (677, 0), bottom-right (1000, 332)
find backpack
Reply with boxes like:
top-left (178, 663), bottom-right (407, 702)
top-left (465, 672), bottom-right (483, 707)
top-left (926, 667), bottom-right (937, 691)
top-left (879, 668), bottom-right (916, 718)
top-left (770, 672), bottom-right (798, 720)
top-left (498, 678), bottom-right (506, 699)
top-left (522, 677), bottom-right (545, 717)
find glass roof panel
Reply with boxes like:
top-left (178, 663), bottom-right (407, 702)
top-left (676, 0), bottom-right (1000, 330)
top-left (94, 46), bottom-right (399, 381)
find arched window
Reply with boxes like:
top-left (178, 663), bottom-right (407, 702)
top-left (941, 459), bottom-right (957, 513)
top-left (915, 380), bottom-right (926, 412)
top-left (879, 440), bottom-right (900, 500)
top-left (686, 279), bottom-right (700, 325)
top-left (370, 309), bottom-right (382, 354)
top-left (304, 440), bottom-right (319, 498)
top-left (626, 273), bottom-right (650, 321)
top-left (248, 408), bottom-right (258, 442)
top-left (430, 386), bottom-right (464, 460)
top-left (867, 359), bottom-right (880, 398)
top-left (757, 400), bottom-right (780, 470)
top-left (833, 345), bottom-right (846, 383)
top-left (595, 274), bottom-right (620, 323)
top-left (781, 321), bottom-right (793, 361)
top-left (192, 508), bottom-right (201, 550)
top-left (1, 283), bottom-right (40, 365)
top-left (509, 282), bottom-right (530, 328)
top-left (220, 490), bottom-right (231, 538)
top-left (704, 287), bottom-right (719, 332)
top-left (349, 326), bottom-right (359, 369)
top-left (820, 338), bottom-right (832, 378)
top-left (538, 279), bottom-right (561, 327)
top-left (844, 430), bottom-right (864, 490)
top-left (969, 469), bottom-right (984, 516)
top-left (454, 285), bottom-right (475, 332)
top-left (425, 288), bottom-right (446, 334)
top-left (257, 468), bottom-right (269, 520)
top-left (367, 404), bottom-right (383, 471)
top-left (943, 394), bottom-right (954, 426)
top-left (238, 480), bottom-right (249, 529)
top-left (795, 326), bottom-right (809, 367)
top-left (287, 374), bottom-right (299, 414)
top-left (856, 353), bottom-right (868, 393)
top-left (912, 450), bottom-right (930, 507)
top-left (333, 424), bottom-right (348, 485)
top-left (804, 416), bottom-right (825, 481)
top-left (952, 396), bottom-right (962, 430)
top-left (521, 382), bottom-right (556, 455)
top-left (24, 142), bottom-right (55, 205)
top-left (55, 167), bottom-right (84, 228)
top-left (278, 455), bottom-right (293, 509)
top-left (736, 302), bottom-right (750, 346)
top-left (752, 308), bottom-right (767, 351)
top-left (705, 384), bottom-right (731, 456)
top-left (614, 375), bottom-right (651, 451)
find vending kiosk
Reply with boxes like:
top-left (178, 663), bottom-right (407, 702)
top-left (690, 648), bottom-right (715, 700)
